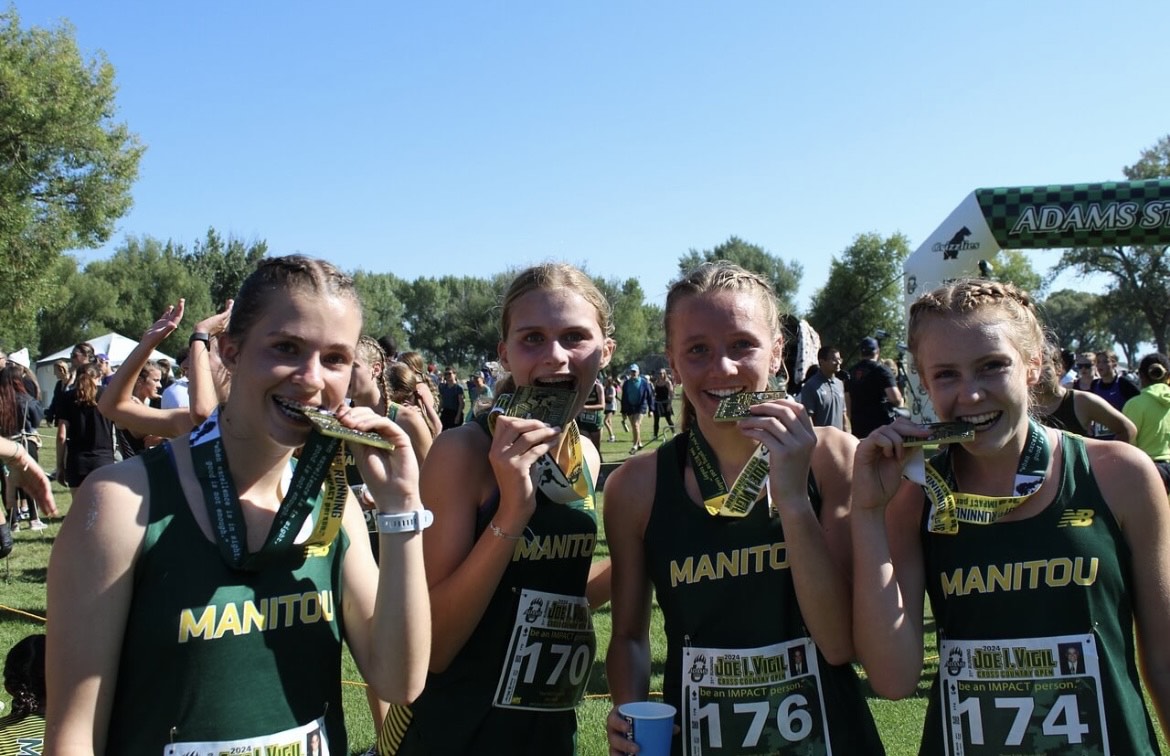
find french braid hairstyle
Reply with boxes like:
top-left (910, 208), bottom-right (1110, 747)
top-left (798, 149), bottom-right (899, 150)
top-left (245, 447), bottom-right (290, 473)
top-left (229, 255), bottom-right (360, 345)
top-left (399, 351), bottom-right (439, 410)
top-left (356, 335), bottom-right (393, 415)
top-left (908, 278), bottom-right (1050, 406)
top-left (3, 633), bottom-right (46, 718)
top-left (664, 260), bottom-right (783, 431)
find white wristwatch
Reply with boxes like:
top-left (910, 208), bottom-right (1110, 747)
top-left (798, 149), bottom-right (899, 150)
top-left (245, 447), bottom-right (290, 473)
top-left (375, 510), bottom-right (434, 534)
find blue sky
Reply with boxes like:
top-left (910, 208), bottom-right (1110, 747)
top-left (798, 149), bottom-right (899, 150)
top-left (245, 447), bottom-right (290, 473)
top-left (18, 1), bottom-right (1170, 310)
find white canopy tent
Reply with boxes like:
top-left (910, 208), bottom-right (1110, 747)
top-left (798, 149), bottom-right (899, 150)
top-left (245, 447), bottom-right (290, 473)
top-left (34, 333), bottom-right (175, 406)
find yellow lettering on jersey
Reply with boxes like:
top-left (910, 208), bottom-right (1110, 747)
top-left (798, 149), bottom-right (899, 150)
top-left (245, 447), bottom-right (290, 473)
top-left (513, 533), bottom-right (596, 562)
top-left (941, 557), bottom-right (1099, 597)
top-left (178, 605), bottom-right (217, 642)
top-left (178, 590), bottom-right (335, 643)
top-left (214, 602), bottom-right (242, 639)
top-left (668, 543), bottom-right (789, 587)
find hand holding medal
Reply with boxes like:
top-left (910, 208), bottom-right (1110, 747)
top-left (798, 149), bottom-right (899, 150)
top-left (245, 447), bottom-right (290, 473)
top-left (732, 394), bottom-right (819, 511)
top-left (332, 404), bottom-right (422, 513)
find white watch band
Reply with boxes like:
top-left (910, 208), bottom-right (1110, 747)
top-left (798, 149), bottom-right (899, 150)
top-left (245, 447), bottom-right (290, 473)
top-left (375, 510), bottom-right (434, 534)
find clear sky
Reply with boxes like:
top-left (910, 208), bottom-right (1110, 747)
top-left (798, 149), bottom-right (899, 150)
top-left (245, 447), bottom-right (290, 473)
top-left (18, 1), bottom-right (1170, 310)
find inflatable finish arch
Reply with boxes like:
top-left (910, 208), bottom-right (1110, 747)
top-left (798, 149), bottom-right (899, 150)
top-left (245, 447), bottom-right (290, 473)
top-left (902, 179), bottom-right (1170, 420)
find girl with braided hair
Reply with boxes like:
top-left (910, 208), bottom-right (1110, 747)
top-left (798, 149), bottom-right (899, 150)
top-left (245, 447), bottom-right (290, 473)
top-left (351, 337), bottom-right (434, 469)
top-left (0, 633), bottom-right (46, 752)
top-left (350, 335), bottom-right (436, 749)
top-left (853, 278), bottom-right (1170, 754)
top-left (397, 351), bottom-right (442, 438)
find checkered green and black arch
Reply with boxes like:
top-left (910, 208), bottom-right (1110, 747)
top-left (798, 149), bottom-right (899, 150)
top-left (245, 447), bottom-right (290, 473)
top-left (976, 179), bottom-right (1170, 249)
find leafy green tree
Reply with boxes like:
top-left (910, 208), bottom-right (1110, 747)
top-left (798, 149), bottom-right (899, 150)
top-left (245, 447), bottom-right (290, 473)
top-left (806, 232), bottom-right (912, 360)
top-left (399, 275), bottom-right (509, 368)
top-left (444, 274), bottom-right (509, 368)
top-left (597, 277), bottom-right (664, 376)
top-left (1051, 136), bottom-right (1170, 352)
top-left (0, 9), bottom-right (143, 349)
top-left (990, 249), bottom-right (1043, 295)
top-left (1098, 289), bottom-right (1151, 367)
top-left (181, 228), bottom-right (268, 307)
top-left (46, 236), bottom-right (214, 348)
top-left (1039, 289), bottom-right (1111, 352)
top-left (36, 254), bottom-right (119, 353)
top-left (353, 270), bottom-right (409, 351)
top-left (678, 236), bottom-right (803, 315)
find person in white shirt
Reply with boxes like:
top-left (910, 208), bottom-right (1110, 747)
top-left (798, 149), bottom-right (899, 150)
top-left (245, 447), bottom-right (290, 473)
top-left (160, 347), bottom-right (190, 410)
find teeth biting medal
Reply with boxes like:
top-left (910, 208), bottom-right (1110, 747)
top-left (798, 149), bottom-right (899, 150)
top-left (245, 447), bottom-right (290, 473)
top-left (277, 398), bottom-right (395, 450)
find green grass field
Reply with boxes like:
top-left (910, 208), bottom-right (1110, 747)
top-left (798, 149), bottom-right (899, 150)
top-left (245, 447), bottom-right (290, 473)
top-left (3, 424), bottom-right (1166, 755)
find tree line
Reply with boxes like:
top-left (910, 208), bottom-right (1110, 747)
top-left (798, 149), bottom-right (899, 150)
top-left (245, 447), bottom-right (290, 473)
top-left (3, 7), bottom-right (1168, 372)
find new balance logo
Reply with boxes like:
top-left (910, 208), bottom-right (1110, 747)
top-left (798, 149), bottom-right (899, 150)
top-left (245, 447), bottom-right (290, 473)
top-left (1058, 509), bottom-right (1094, 528)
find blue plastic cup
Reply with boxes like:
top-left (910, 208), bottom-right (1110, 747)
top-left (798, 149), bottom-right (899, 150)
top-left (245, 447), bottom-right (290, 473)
top-left (619, 701), bottom-right (676, 756)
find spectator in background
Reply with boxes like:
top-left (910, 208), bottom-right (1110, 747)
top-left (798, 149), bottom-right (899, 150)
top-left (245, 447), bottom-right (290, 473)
top-left (620, 363), bottom-right (653, 453)
top-left (96, 353), bottom-right (113, 386)
top-left (1123, 352), bottom-right (1170, 491)
top-left (153, 357), bottom-right (173, 409)
top-left (1071, 351), bottom-right (1097, 391)
top-left (45, 359), bottom-right (72, 425)
top-left (114, 362), bottom-right (165, 460)
top-left (1058, 348), bottom-right (1077, 388)
top-left (386, 362), bottom-right (442, 439)
top-left (1092, 349), bottom-right (1140, 414)
top-left (437, 367), bottom-right (465, 430)
top-left (1034, 345), bottom-right (1135, 442)
top-left (97, 300), bottom-right (229, 443)
top-left (161, 347), bottom-right (191, 409)
top-left (577, 377), bottom-right (605, 453)
top-left (0, 634), bottom-right (46, 752)
top-left (0, 365), bottom-right (55, 531)
top-left (602, 375), bottom-right (618, 443)
top-left (55, 364), bottom-right (116, 489)
top-left (378, 335), bottom-right (399, 362)
top-left (466, 372), bottom-right (493, 423)
top-left (800, 346), bottom-right (848, 430)
top-left (846, 336), bottom-right (902, 439)
top-left (651, 367), bottom-right (676, 440)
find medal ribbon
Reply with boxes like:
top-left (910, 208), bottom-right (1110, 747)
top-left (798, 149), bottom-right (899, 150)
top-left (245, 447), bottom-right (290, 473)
top-left (489, 393), bottom-right (590, 505)
top-left (190, 408), bottom-right (349, 569)
top-left (687, 424), bottom-right (771, 517)
top-left (923, 418), bottom-right (1050, 535)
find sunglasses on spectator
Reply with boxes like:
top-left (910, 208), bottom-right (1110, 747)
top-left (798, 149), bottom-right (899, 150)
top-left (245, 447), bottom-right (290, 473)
top-left (1076, 363), bottom-right (1093, 369)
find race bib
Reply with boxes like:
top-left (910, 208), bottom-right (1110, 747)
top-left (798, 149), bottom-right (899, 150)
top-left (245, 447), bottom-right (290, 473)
top-left (682, 638), bottom-right (831, 755)
top-left (164, 716), bottom-right (329, 755)
top-left (938, 633), bottom-right (1109, 755)
top-left (493, 589), bottom-right (595, 711)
